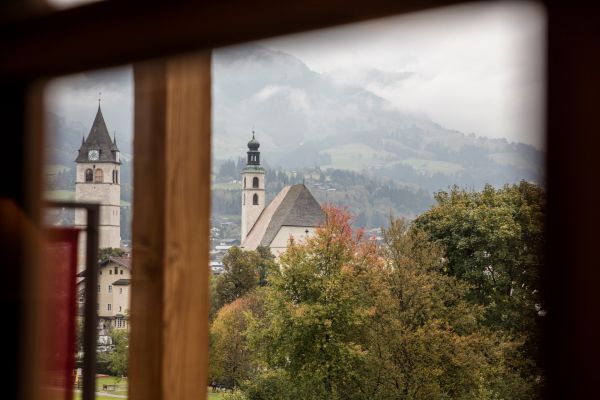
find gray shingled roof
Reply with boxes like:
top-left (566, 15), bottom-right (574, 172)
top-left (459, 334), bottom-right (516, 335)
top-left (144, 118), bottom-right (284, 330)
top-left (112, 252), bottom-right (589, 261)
top-left (100, 256), bottom-right (131, 269)
top-left (75, 104), bottom-right (120, 163)
top-left (112, 279), bottom-right (131, 286)
top-left (259, 184), bottom-right (325, 247)
top-left (77, 256), bottom-right (131, 278)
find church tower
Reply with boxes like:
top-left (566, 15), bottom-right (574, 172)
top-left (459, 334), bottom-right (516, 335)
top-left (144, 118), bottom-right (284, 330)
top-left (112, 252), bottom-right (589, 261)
top-left (74, 102), bottom-right (121, 268)
top-left (241, 132), bottom-right (265, 242)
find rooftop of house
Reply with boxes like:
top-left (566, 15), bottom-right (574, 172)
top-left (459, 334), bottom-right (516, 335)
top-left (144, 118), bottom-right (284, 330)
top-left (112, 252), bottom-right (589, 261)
top-left (77, 256), bottom-right (132, 277)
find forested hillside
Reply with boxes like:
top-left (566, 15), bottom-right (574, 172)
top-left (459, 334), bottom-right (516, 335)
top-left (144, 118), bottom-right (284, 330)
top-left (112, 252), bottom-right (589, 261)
top-left (212, 158), bottom-right (433, 230)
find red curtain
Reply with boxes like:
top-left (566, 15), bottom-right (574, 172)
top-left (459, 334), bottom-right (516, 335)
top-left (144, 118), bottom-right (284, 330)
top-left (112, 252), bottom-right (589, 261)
top-left (44, 228), bottom-right (80, 400)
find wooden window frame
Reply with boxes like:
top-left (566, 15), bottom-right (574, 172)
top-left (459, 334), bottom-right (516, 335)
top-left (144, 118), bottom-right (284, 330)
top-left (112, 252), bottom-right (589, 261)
top-left (1, 1), bottom-right (600, 399)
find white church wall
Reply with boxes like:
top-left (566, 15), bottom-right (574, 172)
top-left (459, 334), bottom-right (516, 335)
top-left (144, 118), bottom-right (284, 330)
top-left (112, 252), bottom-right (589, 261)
top-left (269, 226), bottom-right (318, 257)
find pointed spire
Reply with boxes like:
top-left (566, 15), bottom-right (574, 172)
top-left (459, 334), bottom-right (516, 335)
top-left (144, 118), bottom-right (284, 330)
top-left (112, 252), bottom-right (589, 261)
top-left (113, 131), bottom-right (117, 144)
top-left (76, 99), bottom-right (119, 163)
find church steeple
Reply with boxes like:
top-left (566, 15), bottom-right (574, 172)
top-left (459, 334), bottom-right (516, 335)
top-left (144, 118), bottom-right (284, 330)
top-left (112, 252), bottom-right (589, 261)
top-left (241, 130), bottom-right (266, 243)
top-left (75, 104), bottom-right (120, 163)
top-left (74, 102), bottom-right (122, 268)
top-left (247, 130), bottom-right (261, 165)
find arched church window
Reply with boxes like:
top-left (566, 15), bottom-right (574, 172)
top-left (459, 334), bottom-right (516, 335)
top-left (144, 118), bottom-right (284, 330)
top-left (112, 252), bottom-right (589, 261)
top-left (115, 170), bottom-right (119, 184)
top-left (244, 177), bottom-right (246, 188)
top-left (253, 177), bottom-right (259, 188)
top-left (253, 193), bottom-right (258, 205)
top-left (95, 168), bottom-right (103, 183)
top-left (85, 169), bottom-right (93, 182)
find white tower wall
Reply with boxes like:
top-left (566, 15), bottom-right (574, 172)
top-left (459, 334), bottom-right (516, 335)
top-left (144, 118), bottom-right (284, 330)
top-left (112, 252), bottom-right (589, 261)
top-left (75, 162), bottom-right (121, 270)
top-left (241, 170), bottom-right (265, 242)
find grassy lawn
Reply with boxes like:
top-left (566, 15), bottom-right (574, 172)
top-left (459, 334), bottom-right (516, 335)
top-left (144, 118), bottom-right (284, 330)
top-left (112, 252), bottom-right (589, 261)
top-left (322, 143), bottom-right (397, 171)
top-left (213, 181), bottom-right (240, 190)
top-left (74, 377), bottom-right (229, 399)
top-left (96, 376), bottom-right (128, 396)
top-left (44, 189), bottom-right (75, 201)
top-left (397, 158), bottom-right (463, 175)
top-left (74, 394), bottom-right (122, 400)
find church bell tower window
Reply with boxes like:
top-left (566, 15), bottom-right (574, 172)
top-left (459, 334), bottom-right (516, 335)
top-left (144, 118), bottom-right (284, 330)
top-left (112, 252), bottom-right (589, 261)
top-left (85, 169), bottom-right (93, 182)
top-left (253, 177), bottom-right (259, 188)
top-left (253, 193), bottom-right (259, 205)
top-left (95, 168), bottom-right (104, 183)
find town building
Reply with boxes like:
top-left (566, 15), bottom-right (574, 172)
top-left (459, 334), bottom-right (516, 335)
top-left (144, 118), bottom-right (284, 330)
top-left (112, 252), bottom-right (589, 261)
top-left (240, 133), bottom-right (325, 257)
top-left (78, 256), bottom-right (131, 332)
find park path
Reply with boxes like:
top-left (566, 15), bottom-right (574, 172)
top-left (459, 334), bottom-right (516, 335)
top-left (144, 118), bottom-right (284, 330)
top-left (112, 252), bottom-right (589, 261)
top-left (94, 392), bottom-right (127, 398)
top-left (74, 389), bottom-right (127, 398)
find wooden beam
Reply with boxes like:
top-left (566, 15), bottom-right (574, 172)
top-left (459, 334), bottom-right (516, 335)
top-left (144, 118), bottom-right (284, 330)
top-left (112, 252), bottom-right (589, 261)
top-left (544, 3), bottom-right (600, 398)
top-left (129, 51), bottom-right (211, 400)
top-left (0, 0), bottom-right (467, 80)
top-left (0, 79), bottom-right (45, 400)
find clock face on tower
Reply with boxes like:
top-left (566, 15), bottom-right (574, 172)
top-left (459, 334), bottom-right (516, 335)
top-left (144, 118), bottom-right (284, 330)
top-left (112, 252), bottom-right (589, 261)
top-left (88, 149), bottom-right (99, 160)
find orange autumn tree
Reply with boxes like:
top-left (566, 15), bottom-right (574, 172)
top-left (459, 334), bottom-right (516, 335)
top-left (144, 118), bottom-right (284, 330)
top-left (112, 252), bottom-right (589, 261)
top-left (229, 207), bottom-right (531, 400)
top-left (245, 206), bottom-right (383, 399)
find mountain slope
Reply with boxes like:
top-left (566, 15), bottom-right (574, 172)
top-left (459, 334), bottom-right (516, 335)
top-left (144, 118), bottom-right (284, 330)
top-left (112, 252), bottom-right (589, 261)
top-left (212, 45), bottom-right (544, 191)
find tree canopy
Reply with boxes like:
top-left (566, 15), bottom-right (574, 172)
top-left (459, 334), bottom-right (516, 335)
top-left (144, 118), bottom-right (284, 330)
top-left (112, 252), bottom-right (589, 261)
top-left (210, 206), bottom-right (540, 399)
top-left (413, 181), bottom-right (545, 375)
top-left (210, 183), bottom-right (546, 399)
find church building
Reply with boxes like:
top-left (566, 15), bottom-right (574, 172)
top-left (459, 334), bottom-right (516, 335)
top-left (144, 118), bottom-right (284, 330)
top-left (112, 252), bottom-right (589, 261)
top-left (240, 133), bottom-right (325, 257)
top-left (74, 103), bottom-right (130, 330)
top-left (74, 102), bottom-right (122, 266)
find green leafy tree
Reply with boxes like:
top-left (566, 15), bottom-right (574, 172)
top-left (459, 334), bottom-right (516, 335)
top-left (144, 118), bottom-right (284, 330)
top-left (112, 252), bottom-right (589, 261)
top-left (248, 207), bottom-right (380, 399)
top-left (210, 291), bottom-right (264, 389)
top-left (412, 180), bottom-right (545, 382)
top-left (255, 246), bottom-right (276, 286)
top-left (214, 246), bottom-right (275, 312)
top-left (243, 208), bottom-right (525, 399)
top-left (374, 217), bottom-right (537, 399)
top-left (98, 247), bottom-right (126, 261)
top-left (414, 181), bottom-right (546, 394)
top-left (75, 317), bottom-right (84, 357)
top-left (413, 181), bottom-right (545, 332)
top-left (107, 329), bottom-right (128, 377)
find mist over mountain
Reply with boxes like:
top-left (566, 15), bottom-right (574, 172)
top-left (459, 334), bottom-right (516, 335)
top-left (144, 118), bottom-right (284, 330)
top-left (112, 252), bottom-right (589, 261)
top-left (213, 45), bottom-right (544, 191)
top-left (45, 44), bottom-right (543, 201)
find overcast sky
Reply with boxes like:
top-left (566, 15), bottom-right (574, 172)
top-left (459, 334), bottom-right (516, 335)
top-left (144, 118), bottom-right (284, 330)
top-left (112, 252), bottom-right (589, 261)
top-left (262, 1), bottom-right (545, 148)
top-left (45, 1), bottom-right (545, 150)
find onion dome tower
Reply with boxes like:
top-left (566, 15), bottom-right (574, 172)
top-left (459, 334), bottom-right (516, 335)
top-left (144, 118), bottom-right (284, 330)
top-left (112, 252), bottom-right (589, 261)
top-left (240, 131), bottom-right (265, 242)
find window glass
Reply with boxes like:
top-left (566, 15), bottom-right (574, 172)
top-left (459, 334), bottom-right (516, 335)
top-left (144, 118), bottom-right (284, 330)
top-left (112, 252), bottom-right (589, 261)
top-left (95, 168), bottom-right (103, 183)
